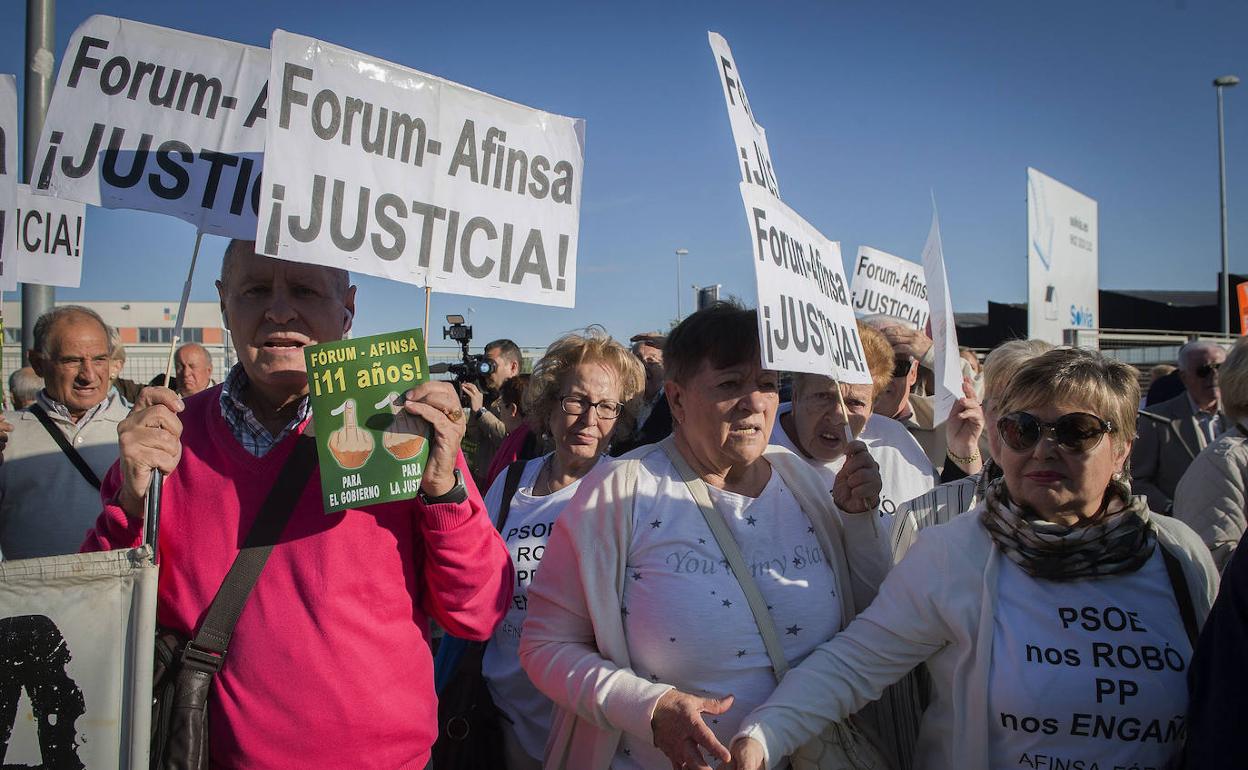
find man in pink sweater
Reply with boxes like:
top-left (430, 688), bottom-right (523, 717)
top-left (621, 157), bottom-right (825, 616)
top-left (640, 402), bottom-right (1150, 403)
top-left (83, 240), bottom-right (513, 769)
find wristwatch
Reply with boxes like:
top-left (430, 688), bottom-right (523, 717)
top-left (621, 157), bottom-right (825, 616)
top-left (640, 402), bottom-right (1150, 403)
top-left (418, 468), bottom-right (469, 505)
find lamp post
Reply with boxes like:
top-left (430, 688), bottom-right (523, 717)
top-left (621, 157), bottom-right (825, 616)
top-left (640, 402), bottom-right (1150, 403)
top-left (674, 248), bottom-right (689, 320)
top-left (1215, 74), bottom-right (1239, 335)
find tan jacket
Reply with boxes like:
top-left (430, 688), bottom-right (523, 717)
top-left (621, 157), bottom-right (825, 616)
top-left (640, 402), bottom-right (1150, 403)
top-left (1173, 425), bottom-right (1248, 572)
top-left (0, 394), bottom-right (128, 559)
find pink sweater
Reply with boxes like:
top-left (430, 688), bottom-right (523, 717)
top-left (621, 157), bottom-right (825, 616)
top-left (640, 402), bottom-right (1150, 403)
top-left (83, 387), bottom-right (513, 770)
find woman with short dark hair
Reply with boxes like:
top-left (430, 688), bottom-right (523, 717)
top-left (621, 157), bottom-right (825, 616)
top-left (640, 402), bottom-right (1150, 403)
top-left (520, 303), bottom-right (892, 770)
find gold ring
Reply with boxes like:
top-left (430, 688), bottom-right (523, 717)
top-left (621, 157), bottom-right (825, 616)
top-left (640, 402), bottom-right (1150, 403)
top-left (444, 408), bottom-right (462, 422)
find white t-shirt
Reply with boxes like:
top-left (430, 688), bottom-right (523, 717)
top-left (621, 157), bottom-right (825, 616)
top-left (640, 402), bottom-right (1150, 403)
top-left (613, 451), bottom-right (842, 770)
top-left (481, 453), bottom-right (593, 761)
top-left (770, 404), bottom-right (938, 521)
top-left (988, 549), bottom-right (1193, 770)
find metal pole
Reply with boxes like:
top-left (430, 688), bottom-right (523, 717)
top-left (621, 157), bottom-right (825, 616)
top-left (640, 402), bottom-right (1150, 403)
top-left (21, 0), bottom-right (55, 363)
top-left (676, 252), bottom-right (682, 320)
top-left (1217, 84), bottom-right (1231, 335)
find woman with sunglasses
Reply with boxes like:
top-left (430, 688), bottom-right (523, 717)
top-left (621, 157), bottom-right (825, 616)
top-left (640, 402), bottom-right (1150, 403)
top-left (722, 347), bottom-right (1218, 770)
top-left (448, 329), bottom-right (644, 770)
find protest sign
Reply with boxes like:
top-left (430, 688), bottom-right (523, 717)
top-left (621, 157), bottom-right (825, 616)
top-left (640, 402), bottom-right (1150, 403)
top-left (9, 184), bottom-right (85, 288)
top-left (1027, 167), bottom-right (1098, 346)
top-left (0, 74), bottom-right (17, 291)
top-left (258, 31), bottom-right (584, 308)
top-left (739, 183), bottom-right (871, 385)
top-left (0, 547), bottom-right (157, 770)
top-left (920, 206), bottom-right (961, 424)
top-left (31, 16), bottom-right (269, 239)
top-left (850, 246), bottom-right (928, 327)
top-left (708, 32), bottom-right (780, 199)
top-left (304, 328), bottom-right (431, 513)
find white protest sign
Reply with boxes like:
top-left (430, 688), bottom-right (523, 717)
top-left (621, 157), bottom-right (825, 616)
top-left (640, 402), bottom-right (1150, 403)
top-left (257, 31), bottom-right (584, 308)
top-left (920, 206), bottom-right (961, 425)
top-left (740, 183), bottom-right (870, 385)
top-left (1027, 167), bottom-right (1098, 346)
top-left (850, 246), bottom-right (928, 327)
top-left (708, 32), bottom-right (780, 199)
top-left (0, 74), bottom-right (17, 291)
top-left (31, 16), bottom-right (269, 239)
top-left (10, 184), bottom-right (86, 288)
top-left (0, 548), bottom-right (157, 770)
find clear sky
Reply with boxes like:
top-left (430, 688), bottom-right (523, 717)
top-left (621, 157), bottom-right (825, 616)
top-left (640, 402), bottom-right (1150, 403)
top-left (2, 0), bottom-right (1245, 350)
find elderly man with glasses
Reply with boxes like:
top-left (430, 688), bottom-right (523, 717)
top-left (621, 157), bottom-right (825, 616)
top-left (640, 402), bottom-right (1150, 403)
top-left (1133, 340), bottom-right (1228, 514)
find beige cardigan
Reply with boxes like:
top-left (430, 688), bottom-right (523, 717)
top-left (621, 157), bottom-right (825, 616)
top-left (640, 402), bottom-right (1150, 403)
top-left (518, 440), bottom-right (891, 770)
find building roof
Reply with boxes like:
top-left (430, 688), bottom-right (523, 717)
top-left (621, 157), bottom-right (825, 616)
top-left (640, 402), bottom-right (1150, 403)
top-left (1102, 289), bottom-right (1216, 307)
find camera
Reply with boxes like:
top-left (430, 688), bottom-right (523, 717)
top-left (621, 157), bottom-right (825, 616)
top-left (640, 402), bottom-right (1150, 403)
top-left (430, 314), bottom-right (497, 407)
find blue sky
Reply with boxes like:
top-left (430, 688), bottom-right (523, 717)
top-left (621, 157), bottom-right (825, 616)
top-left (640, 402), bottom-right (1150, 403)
top-left (2, 0), bottom-right (1245, 350)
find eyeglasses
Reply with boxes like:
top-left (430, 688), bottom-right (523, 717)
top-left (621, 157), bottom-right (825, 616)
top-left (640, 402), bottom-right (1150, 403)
top-left (997, 411), bottom-right (1114, 454)
top-left (892, 358), bottom-right (914, 378)
top-left (559, 396), bottom-right (623, 420)
top-left (1195, 362), bottom-right (1222, 379)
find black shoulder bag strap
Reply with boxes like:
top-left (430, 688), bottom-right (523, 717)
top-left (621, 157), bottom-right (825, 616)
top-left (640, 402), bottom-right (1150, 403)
top-left (29, 403), bottom-right (103, 490)
top-left (495, 459), bottom-right (527, 536)
top-left (1159, 544), bottom-right (1201, 647)
top-left (183, 435), bottom-right (319, 668)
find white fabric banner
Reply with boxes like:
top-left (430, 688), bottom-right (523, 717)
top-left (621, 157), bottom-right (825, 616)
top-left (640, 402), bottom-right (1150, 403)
top-left (257, 30), bottom-right (584, 308)
top-left (739, 183), bottom-right (870, 385)
top-left (9, 184), bottom-right (86, 288)
top-left (1027, 167), bottom-right (1099, 346)
top-left (708, 32), bottom-right (780, 199)
top-left (0, 547), bottom-right (158, 770)
top-left (0, 74), bottom-right (17, 291)
top-left (920, 207), bottom-right (961, 425)
top-left (31, 16), bottom-right (269, 239)
top-left (850, 246), bottom-right (928, 328)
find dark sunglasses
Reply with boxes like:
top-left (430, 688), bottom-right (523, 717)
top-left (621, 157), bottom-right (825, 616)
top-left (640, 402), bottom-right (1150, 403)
top-left (997, 411), bottom-right (1114, 454)
top-left (1195, 362), bottom-right (1222, 379)
top-left (892, 358), bottom-right (914, 378)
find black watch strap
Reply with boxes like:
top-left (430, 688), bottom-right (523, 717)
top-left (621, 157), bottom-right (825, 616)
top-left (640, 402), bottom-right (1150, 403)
top-left (419, 468), bottom-right (468, 505)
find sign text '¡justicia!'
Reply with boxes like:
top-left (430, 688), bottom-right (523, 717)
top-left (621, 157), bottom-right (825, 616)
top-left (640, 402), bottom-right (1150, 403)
top-left (277, 64), bottom-right (577, 205)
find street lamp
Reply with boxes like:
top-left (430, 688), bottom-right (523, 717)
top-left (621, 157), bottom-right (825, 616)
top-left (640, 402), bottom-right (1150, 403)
top-left (674, 248), bottom-right (689, 320)
top-left (1215, 74), bottom-right (1239, 335)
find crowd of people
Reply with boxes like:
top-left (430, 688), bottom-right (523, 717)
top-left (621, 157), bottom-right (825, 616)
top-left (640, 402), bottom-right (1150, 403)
top-left (0, 239), bottom-right (1246, 769)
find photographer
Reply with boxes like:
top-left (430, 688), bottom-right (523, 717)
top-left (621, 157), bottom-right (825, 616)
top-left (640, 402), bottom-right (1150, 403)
top-left (461, 338), bottom-right (523, 487)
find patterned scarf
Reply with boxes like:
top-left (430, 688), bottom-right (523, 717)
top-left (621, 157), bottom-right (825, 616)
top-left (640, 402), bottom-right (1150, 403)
top-left (980, 476), bottom-right (1155, 581)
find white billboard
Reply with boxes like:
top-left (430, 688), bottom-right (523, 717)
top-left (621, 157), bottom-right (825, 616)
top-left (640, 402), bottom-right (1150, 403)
top-left (1027, 168), bottom-right (1098, 345)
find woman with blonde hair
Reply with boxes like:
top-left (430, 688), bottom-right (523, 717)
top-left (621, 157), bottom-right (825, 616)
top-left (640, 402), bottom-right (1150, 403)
top-left (727, 347), bottom-right (1217, 770)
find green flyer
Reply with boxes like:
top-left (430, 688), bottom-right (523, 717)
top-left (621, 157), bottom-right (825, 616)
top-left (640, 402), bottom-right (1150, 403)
top-left (304, 328), bottom-right (431, 513)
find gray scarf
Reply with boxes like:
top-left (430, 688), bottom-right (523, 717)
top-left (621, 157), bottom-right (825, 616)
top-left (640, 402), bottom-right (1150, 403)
top-left (980, 476), bottom-right (1155, 581)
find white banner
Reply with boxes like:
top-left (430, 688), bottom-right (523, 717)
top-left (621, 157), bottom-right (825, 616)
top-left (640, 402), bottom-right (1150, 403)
top-left (0, 547), bottom-right (157, 770)
top-left (708, 32), bottom-right (780, 199)
top-left (257, 31), bottom-right (584, 308)
top-left (740, 183), bottom-right (870, 385)
top-left (920, 208), bottom-right (961, 425)
top-left (31, 16), bottom-right (269, 239)
top-left (9, 184), bottom-right (86, 288)
top-left (850, 246), bottom-right (928, 328)
top-left (1027, 167), bottom-right (1098, 346)
top-left (1, 74), bottom-right (17, 290)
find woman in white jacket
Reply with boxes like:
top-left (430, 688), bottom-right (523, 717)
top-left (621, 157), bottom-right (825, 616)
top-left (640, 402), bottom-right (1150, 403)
top-left (519, 303), bottom-right (891, 770)
top-left (728, 347), bottom-right (1219, 770)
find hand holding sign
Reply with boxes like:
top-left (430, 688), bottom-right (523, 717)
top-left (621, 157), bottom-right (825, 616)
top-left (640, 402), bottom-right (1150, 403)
top-left (398, 381), bottom-right (465, 499)
top-left (945, 378), bottom-right (985, 474)
top-left (116, 387), bottom-right (185, 519)
top-left (833, 440), bottom-right (883, 515)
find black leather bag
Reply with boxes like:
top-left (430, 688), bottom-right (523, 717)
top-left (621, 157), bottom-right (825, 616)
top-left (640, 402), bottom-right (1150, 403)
top-left (149, 437), bottom-right (317, 770)
top-left (430, 459), bottom-right (526, 770)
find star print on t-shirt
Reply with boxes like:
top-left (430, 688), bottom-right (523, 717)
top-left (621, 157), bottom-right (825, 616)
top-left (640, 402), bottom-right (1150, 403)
top-left (786, 625), bottom-right (802, 635)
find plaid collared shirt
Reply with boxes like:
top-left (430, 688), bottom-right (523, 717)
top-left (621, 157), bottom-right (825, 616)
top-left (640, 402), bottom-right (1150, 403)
top-left (36, 388), bottom-right (115, 428)
top-left (219, 365), bottom-right (310, 458)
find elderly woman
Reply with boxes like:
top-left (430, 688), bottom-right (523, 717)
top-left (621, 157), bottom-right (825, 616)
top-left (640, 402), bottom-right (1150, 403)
top-left (1174, 336), bottom-right (1248, 572)
top-left (519, 303), bottom-right (891, 770)
top-left (890, 339), bottom-right (1053, 561)
top-left (772, 323), bottom-right (970, 520)
top-left (727, 347), bottom-right (1218, 770)
top-left (471, 330), bottom-right (644, 769)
